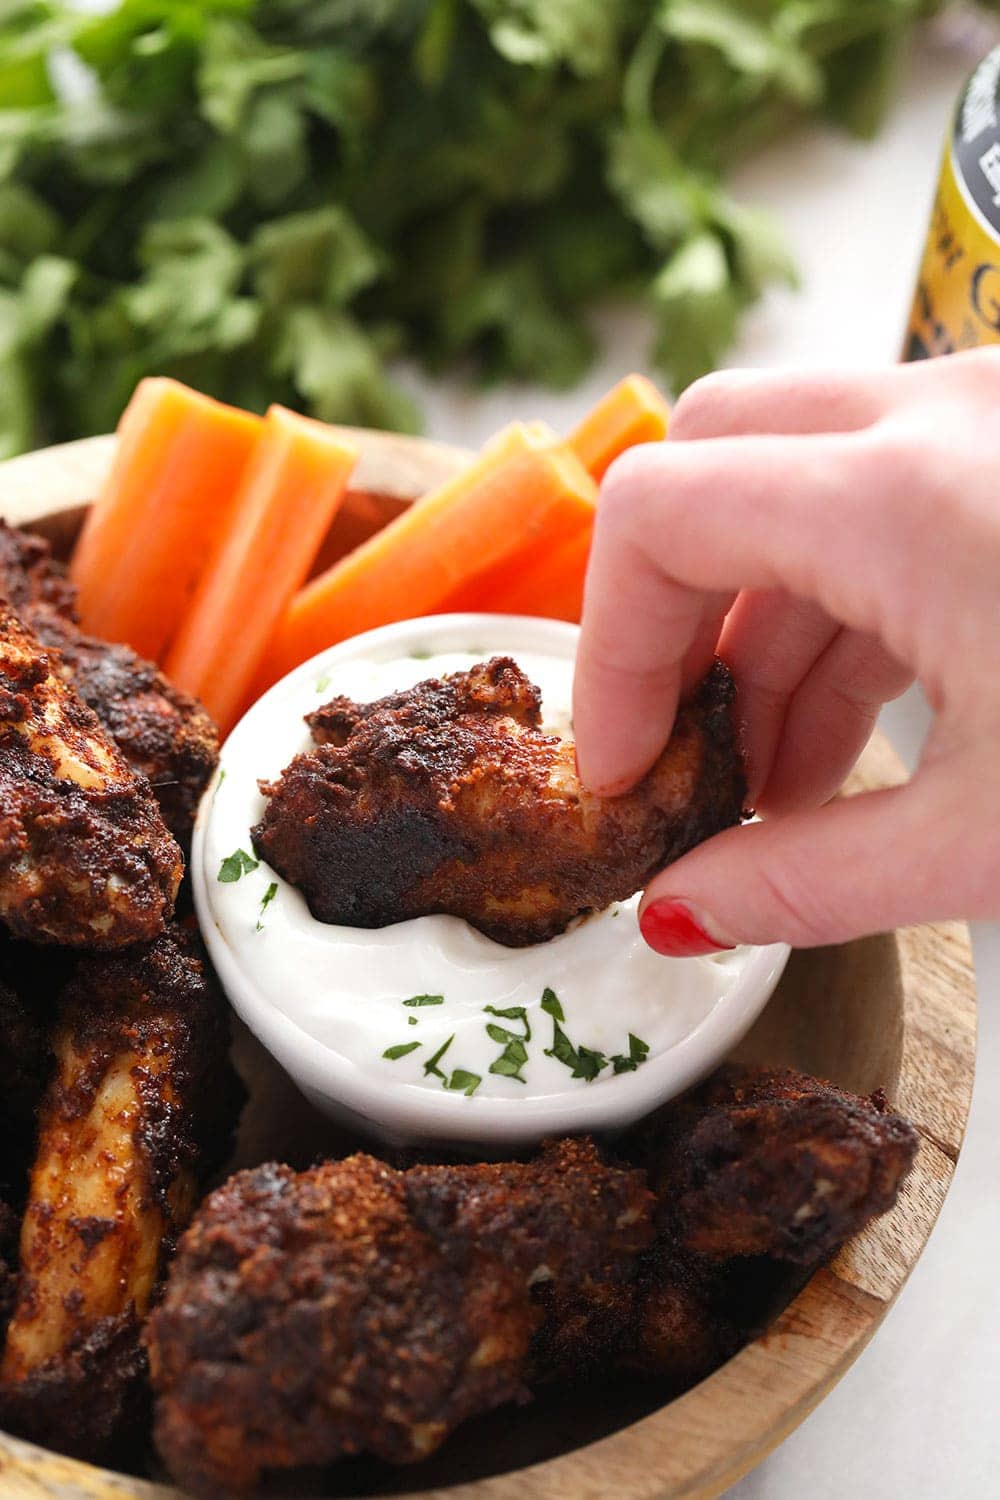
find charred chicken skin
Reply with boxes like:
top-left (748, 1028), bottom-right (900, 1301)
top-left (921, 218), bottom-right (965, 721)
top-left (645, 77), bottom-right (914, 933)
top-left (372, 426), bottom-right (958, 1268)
top-left (0, 926), bottom-right (242, 1459)
top-left (147, 1069), bottom-right (916, 1496)
top-left (0, 602), bottom-right (181, 946)
top-left (252, 655), bottom-right (745, 946)
top-left (0, 521), bottom-right (218, 840)
top-left (147, 1140), bottom-right (653, 1497)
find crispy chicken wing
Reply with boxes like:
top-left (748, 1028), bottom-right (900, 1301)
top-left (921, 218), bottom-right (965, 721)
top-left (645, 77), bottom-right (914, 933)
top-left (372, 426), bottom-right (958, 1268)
top-left (533, 1067), bottom-right (918, 1386)
top-left (252, 656), bottom-right (745, 946)
top-left (147, 1140), bottom-right (653, 1496)
top-left (630, 1065), bottom-right (920, 1264)
top-left (0, 927), bottom-right (242, 1458)
top-left (0, 602), bottom-right (181, 946)
top-left (0, 522), bottom-right (218, 840)
top-left (147, 1070), bottom-right (916, 1495)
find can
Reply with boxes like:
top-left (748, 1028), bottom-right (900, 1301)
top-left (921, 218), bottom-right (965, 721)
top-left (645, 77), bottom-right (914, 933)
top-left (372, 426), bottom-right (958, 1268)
top-left (903, 45), bottom-right (1000, 360)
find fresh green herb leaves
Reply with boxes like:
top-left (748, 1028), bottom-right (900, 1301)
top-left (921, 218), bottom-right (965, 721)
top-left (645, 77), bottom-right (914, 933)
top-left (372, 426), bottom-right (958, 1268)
top-left (540, 987), bottom-right (564, 1022)
top-left (218, 847), bottom-right (258, 882)
top-left (447, 1069), bottom-right (482, 1096)
top-left (0, 0), bottom-right (931, 457)
top-left (403, 994), bottom-right (445, 1007)
top-left (611, 1033), bottom-right (650, 1074)
top-left (423, 1034), bottom-right (454, 1080)
top-left (383, 1041), bottom-right (421, 1060)
top-left (542, 989), bottom-right (649, 1084)
top-left (484, 1004), bottom-right (531, 1084)
top-left (407, 1016), bottom-right (418, 1026)
top-left (315, 672), bottom-right (331, 693)
top-left (256, 881), bottom-right (278, 930)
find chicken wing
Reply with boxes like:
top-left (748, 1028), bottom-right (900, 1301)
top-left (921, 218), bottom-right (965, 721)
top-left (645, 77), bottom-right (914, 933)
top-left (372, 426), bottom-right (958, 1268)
top-left (630, 1065), bottom-right (920, 1264)
top-left (533, 1067), bottom-right (918, 1386)
top-left (146, 1140), bottom-right (653, 1496)
top-left (0, 926), bottom-right (242, 1458)
top-left (0, 521), bottom-right (218, 841)
top-left (0, 601), bottom-right (181, 946)
top-left (252, 656), bottom-right (745, 946)
top-left (147, 1069), bottom-right (916, 1495)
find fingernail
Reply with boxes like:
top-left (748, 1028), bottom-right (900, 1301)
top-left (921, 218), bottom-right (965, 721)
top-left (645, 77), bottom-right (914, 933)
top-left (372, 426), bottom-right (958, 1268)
top-left (639, 900), bottom-right (735, 957)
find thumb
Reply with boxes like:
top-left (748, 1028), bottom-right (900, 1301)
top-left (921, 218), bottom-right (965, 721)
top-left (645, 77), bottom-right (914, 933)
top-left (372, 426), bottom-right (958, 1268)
top-left (638, 773), bottom-right (976, 953)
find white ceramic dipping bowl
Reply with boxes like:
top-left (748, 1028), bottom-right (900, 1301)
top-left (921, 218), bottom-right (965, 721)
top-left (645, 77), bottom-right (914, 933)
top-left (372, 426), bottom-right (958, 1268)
top-left (193, 614), bottom-right (789, 1149)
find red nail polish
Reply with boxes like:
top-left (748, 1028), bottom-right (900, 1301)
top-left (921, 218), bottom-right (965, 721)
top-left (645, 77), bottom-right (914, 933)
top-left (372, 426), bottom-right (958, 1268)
top-left (639, 900), bottom-right (734, 957)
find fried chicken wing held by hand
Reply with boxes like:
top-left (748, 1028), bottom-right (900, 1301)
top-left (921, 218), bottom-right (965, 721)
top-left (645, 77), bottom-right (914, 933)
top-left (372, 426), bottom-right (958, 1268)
top-left (147, 1140), bottom-right (653, 1498)
top-left (0, 522), bottom-right (218, 840)
top-left (0, 927), bottom-right (243, 1459)
top-left (0, 602), bottom-right (181, 946)
top-left (252, 656), bottom-right (745, 946)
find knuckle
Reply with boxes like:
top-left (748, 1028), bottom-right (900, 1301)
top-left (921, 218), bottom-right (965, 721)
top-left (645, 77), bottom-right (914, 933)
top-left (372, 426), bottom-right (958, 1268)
top-left (753, 856), bottom-right (835, 947)
top-left (670, 370), bottom-right (745, 437)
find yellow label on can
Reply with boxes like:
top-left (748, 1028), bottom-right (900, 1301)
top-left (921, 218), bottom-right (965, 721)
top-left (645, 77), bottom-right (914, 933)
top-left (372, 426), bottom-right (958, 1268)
top-left (904, 49), bottom-right (1000, 360)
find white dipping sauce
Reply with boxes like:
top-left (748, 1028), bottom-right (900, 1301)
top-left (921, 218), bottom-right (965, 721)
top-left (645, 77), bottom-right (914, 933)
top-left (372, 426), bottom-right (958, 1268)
top-left (199, 631), bottom-right (763, 1109)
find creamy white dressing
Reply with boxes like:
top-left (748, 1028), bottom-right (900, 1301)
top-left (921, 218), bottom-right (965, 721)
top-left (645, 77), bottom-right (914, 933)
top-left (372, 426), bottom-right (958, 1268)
top-left (199, 633), bottom-right (762, 1107)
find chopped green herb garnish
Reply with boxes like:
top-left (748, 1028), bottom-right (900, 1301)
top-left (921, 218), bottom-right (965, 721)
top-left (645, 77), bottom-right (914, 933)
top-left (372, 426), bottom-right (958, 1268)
top-left (447, 1069), bottom-right (482, 1096)
top-left (540, 988), bottom-right (565, 1023)
top-left (403, 994), bottom-right (445, 1007)
top-left (218, 848), bottom-right (259, 883)
top-left (484, 1005), bottom-right (530, 1026)
top-left (217, 768), bottom-right (226, 787)
top-left (409, 649), bottom-right (432, 660)
top-left (574, 1045), bottom-right (608, 1081)
top-left (484, 1005), bottom-right (531, 1084)
top-left (611, 1033), bottom-right (651, 1074)
top-left (423, 1034), bottom-right (455, 1079)
top-left (407, 1016), bottom-right (418, 1026)
top-left (383, 1041), bottom-right (421, 1061)
top-left (545, 1015), bottom-right (581, 1073)
top-left (315, 673), bottom-right (332, 693)
top-left (255, 882), bottom-right (278, 931)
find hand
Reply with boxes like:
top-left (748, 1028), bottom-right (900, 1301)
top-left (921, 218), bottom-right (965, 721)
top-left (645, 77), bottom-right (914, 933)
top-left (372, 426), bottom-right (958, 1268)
top-left (573, 350), bottom-right (1000, 952)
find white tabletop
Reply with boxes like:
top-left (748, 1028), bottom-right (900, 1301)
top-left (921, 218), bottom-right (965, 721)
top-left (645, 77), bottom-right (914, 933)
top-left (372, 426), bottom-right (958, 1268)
top-left (401, 23), bottom-right (1000, 1497)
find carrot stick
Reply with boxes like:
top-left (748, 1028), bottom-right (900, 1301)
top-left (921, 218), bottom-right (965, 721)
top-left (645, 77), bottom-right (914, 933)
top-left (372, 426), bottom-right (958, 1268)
top-left (473, 524), bottom-right (594, 623)
top-left (71, 378), bottom-right (262, 660)
top-left (568, 373), bottom-right (669, 482)
top-left (258, 427), bottom-right (595, 689)
top-left (165, 406), bottom-right (358, 734)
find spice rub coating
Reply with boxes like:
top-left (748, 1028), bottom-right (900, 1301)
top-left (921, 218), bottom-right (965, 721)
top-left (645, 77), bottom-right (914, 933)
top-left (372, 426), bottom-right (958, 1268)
top-left (253, 656), bottom-right (745, 946)
top-left (0, 602), bottom-right (181, 946)
top-left (147, 1069), bottom-right (916, 1495)
top-left (0, 522), bottom-right (218, 840)
top-left (629, 1065), bottom-right (920, 1265)
top-left (0, 926), bottom-right (243, 1459)
top-left (147, 1140), bottom-right (653, 1497)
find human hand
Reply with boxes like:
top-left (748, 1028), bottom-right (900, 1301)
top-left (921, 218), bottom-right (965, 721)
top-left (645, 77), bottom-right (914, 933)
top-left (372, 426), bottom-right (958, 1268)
top-left (573, 350), bottom-right (1000, 953)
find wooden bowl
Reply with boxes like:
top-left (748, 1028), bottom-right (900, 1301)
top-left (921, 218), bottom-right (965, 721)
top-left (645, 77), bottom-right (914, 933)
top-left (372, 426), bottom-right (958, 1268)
top-left (0, 432), bottom-right (976, 1500)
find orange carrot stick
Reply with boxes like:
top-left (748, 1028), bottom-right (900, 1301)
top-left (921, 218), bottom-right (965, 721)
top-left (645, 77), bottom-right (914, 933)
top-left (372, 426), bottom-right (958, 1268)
top-left (473, 524), bottom-right (594, 623)
top-left (165, 406), bottom-right (358, 733)
top-left (71, 379), bottom-right (262, 660)
top-left (568, 373), bottom-right (669, 482)
top-left (258, 428), bottom-right (595, 689)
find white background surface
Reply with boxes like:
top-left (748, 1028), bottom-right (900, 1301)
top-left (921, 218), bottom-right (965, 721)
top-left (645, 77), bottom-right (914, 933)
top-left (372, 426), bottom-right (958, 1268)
top-left (400, 20), bottom-right (1000, 1498)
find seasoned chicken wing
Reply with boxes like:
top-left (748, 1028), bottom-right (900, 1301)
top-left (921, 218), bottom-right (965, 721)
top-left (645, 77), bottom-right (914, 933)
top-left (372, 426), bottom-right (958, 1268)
top-left (147, 1070), bottom-right (916, 1495)
top-left (630, 1065), bottom-right (920, 1265)
top-left (534, 1067), bottom-right (918, 1386)
top-left (253, 656), bottom-right (745, 946)
top-left (0, 522), bottom-right (218, 840)
top-left (147, 1140), bottom-right (653, 1496)
top-left (0, 602), bottom-right (181, 946)
top-left (0, 926), bottom-right (242, 1458)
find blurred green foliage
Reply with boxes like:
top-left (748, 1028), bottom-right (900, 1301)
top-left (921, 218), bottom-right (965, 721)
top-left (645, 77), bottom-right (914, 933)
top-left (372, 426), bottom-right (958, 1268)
top-left (0, 0), bottom-right (978, 453)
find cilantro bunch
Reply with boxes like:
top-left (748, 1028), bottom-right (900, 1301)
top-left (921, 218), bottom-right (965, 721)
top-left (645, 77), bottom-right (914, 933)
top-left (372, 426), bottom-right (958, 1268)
top-left (0, 0), bottom-right (961, 454)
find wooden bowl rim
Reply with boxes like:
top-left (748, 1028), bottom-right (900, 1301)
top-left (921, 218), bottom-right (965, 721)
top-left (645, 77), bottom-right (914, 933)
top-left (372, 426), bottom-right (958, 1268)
top-left (0, 430), bottom-right (977, 1500)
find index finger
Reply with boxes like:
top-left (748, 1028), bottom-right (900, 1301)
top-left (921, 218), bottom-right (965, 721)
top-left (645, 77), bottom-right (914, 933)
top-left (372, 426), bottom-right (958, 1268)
top-left (572, 426), bottom-right (906, 795)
